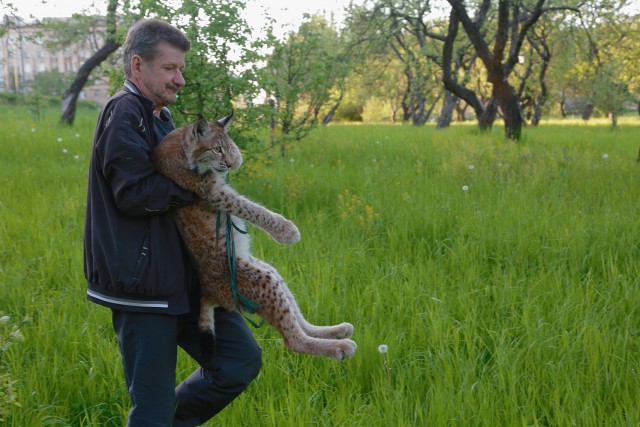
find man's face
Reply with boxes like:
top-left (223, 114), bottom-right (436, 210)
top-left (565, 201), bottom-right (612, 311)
top-left (132, 41), bottom-right (186, 110)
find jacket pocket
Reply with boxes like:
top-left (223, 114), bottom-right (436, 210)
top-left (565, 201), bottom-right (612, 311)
top-left (118, 230), bottom-right (151, 294)
top-left (133, 231), bottom-right (150, 285)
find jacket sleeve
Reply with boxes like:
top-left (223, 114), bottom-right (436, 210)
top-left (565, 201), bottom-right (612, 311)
top-left (95, 100), bottom-right (196, 216)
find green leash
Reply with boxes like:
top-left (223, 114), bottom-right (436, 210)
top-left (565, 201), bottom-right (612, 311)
top-left (215, 208), bottom-right (265, 329)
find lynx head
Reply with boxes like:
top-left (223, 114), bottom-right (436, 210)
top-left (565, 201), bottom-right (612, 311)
top-left (183, 114), bottom-right (242, 175)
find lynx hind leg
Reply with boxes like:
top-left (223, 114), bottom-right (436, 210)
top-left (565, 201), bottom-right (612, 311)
top-left (250, 257), bottom-right (354, 340)
top-left (236, 259), bottom-right (357, 360)
top-left (283, 287), bottom-right (354, 340)
top-left (199, 299), bottom-right (217, 356)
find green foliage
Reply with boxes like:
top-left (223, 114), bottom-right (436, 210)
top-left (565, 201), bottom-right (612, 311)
top-left (30, 70), bottom-right (76, 97)
top-left (585, 60), bottom-right (632, 122)
top-left (40, 14), bottom-right (109, 50)
top-left (551, 1), bottom-right (639, 122)
top-left (144, 0), bottom-right (269, 150)
top-left (262, 14), bottom-right (352, 150)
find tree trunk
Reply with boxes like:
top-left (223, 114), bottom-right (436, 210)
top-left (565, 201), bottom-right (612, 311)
top-left (268, 98), bottom-right (276, 148)
top-left (391, 105), bottom-right (402, 123)
top-left (493, 78), bottom-right (523, 140)
top-left (560, 98), bottom-right (566, 119)
top-left (531, 59), bottom-right (549, 127)
top-left (442, 10), bottom-right (495, 130)
top-left (411, 92), bottom-right (427, 125)
top-left (531, 102), bottom-right (543, 126)
top-left (478, 96), bottom-right (498, 131)
top-left (59, 0), bottom-right (120, 126)
top-left (322, 93), bottom-right (343, 125)
top-left (59, 39), bottom-right (120, 125)
top-left (436, 90), bottom-right (457, 129)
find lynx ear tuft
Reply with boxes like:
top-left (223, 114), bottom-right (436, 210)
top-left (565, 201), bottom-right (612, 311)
top-left (217, 112), bottom-right (234, 132)
top-left (193, 117), bottom-right (211, 138)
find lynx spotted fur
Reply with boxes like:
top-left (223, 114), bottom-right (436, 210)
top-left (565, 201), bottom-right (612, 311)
top-left (152, 116), bottom-right (357, 360)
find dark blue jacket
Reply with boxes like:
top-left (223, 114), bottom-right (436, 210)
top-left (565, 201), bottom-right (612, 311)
top-left (84, 82), bottom-right (196, 314)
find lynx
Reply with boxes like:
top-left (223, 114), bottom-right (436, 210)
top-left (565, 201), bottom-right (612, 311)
top-left (152, 116), bottom-right (357, 360)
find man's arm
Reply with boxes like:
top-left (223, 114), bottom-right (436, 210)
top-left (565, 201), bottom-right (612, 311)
top-left (97, 107), bottom-right (195, 216)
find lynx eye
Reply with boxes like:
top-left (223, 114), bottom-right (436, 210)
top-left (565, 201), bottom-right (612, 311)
top-left (213, 146), bottom-right (222, 154)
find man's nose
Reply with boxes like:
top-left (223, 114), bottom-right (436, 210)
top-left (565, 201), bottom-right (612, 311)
top-left (175, 70), bottom-right (186, 87)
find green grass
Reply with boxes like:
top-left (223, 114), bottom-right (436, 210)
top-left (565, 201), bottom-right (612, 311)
top-left (1, 106), bottom-right (640, 426)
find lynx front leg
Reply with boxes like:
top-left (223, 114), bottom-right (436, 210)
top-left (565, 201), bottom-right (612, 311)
top-left (194, 179), bottom-right (301, 245)
top-left (250, 258), bottom-right (354, 339)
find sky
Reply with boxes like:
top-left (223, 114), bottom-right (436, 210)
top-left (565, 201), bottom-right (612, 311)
top-left (5, 0), bottom-right (355, 35)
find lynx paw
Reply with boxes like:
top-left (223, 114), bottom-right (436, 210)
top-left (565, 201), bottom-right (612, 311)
top-left (335, 322), bottom-right (354, 339)
top-left (332, 339), bottom-right (357, 361)
top-left (272, 218), bottom-right (301, 244)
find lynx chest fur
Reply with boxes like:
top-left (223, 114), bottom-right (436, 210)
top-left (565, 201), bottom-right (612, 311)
top-left (152, 117), bottom-right (356, 361)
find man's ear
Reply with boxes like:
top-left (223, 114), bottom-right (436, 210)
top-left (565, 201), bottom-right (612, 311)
top-left (131, 55), bottom-right (143, 77)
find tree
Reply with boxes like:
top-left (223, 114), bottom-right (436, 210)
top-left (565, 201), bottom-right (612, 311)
top-left (559, 0), bottom-right (636, 125)
top-left (346, 0), bottom-right (459, 127)
top-left (31, 70), bottom-right (76, 96)
top-left (262, 15), bottom-right (351, 156)
top-left (157, 0), bottom-right (267, 134)
top-left (586, 61), bottom-right (630, 127)
top-left (55, 0), bottom-right (129, 125)
top-left (444, 0), bottom-right (579, 139)
top-left (52, 0), bottom-right (269, 135)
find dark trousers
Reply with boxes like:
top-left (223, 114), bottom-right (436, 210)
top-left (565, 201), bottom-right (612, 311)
top-left (112, 308), bottom-right (262, 427)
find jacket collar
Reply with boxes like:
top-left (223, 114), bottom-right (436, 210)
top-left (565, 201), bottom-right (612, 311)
top-left (123, 80), bottom-right (173, 121)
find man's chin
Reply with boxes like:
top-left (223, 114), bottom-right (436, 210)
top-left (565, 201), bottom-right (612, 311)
top-left (164, 94), bottom-right (178, 105)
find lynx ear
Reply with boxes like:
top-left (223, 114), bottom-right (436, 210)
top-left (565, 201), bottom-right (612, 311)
top-left (217, 112), bottom-right (234, 132)
top-left (192, 117), bottom-right (211, 138)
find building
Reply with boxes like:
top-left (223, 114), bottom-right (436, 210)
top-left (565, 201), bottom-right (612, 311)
top-left (0, 15), bottom-right (111, 104)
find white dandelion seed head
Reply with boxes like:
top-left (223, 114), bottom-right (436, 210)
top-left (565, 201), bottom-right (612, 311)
top-left (74, 155), bottom-right (80, 160)
top-left (57, 137), bottom-right (63, 142)
top-left (468, 165), bottom-right (475, 171)
top-left (602, 154), bottom-right (609, 159)
top-left (75, 133), bottom-right (81, 138)
top-left (62, 149), bottom-right (68, 153)
top-left (462, 185), bottom-right (469, 191)
top-left (290, 158), bottom-right (295, 163)
top-left (31, 128), bottom-right (36, 132)
top-left (378, 344), bottom-right (388, 354)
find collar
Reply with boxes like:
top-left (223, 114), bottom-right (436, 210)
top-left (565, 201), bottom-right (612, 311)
top-left (123, 80), bottom-right (142, 96)
top-left (122, 80), bottom-right (173, 121)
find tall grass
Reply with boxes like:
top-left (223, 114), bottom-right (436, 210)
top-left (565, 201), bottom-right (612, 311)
top-left (1, 106), bottom-right (639, 426)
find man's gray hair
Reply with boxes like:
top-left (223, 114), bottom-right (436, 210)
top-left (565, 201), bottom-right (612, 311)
top-left (123, 18), bottom-right (191, 79)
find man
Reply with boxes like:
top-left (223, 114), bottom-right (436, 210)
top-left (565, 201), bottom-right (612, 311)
top-left (84, 18), bottom-right (262, 426)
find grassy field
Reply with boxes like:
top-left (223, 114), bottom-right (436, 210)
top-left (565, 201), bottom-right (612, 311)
top-left (1, 105), bottom-right (639, 426)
